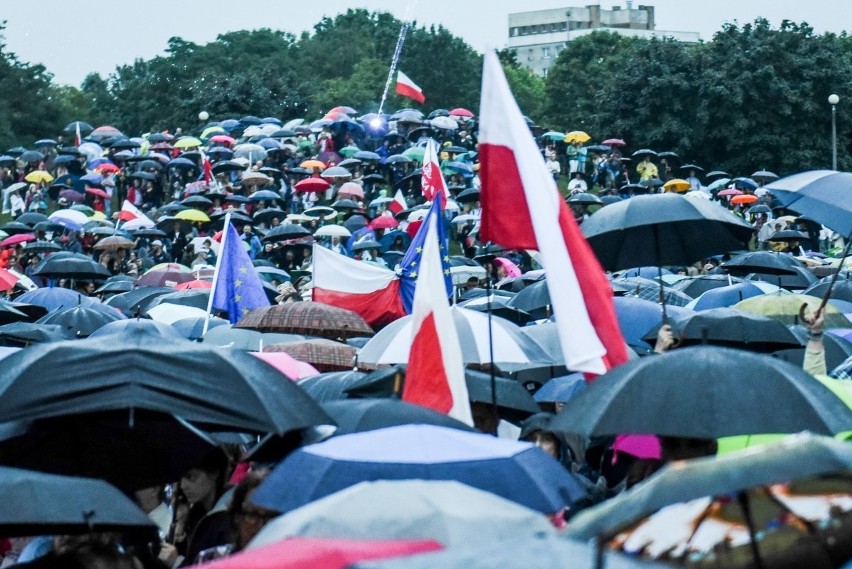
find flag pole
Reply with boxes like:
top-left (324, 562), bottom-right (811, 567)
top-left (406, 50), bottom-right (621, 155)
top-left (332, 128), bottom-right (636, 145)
top-left (202, 211), bottom-right (232, 336)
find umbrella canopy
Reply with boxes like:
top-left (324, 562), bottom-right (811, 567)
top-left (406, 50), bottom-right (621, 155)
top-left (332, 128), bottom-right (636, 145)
top-left (250, 351), bottom-right (319, 380)
top-left (189, 537), bottom-right (441, 569)
top-left (685, 281), bottom-right (769, 311)
top-left (266, 339), bottom-right (357, 372)
top-left (251, 424), bottom-right (587, 515)
top-left (550, 346), bottom-right (852, 438)
top-left (616, 276), bottom-right (694, 307)
top-left (250, 480), bottom-right (554, 549)
top-left (104, 286), bottom-right (172, 314)
top-left (171, 316), bottom-right (228, 340)
top-left (567, 434), bottom-right (852, 566)
top-left (352, 536), bottom-right (666, 569)
top-left (0, 466), bottom-right (156, 537)
top-left (136, 267), bottom-right (196, 287)
top-left (320, 399), bottom-right (474, 436)
top-left (765, 170), bottom-right (852, 238)
top-left (358, 306), bottom-right (553, 366)
top-left (673, 274), bottom-right (745, 297)
top-left (0, 322), bottom-right (68, 345)
top-left (298, 371), bottom-right (367, 403)
top-left (806, 279), bottom-right (852, 303)
top-left (734, 293), bottom-right (851, 328)
top-left (88, 318), bottom-right (186, 341)
top-left (16, 288), bottom-right (96, 311)
top-left (37, 305), bottom-right (126, 337)
top-left (582, 193), bottom-right (754, 271)
top-left (0, 326), bottom-right (331, 435)
top-left (722, 251), bottom-right (805, 276)
top-left (236, 302), bottom-right (373, 340)
top-left (33, 256), bottom-right (111, 280)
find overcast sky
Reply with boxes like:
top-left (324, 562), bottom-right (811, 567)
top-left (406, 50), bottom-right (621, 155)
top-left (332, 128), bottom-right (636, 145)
top-left (3, 0), bottom-right (849, 86)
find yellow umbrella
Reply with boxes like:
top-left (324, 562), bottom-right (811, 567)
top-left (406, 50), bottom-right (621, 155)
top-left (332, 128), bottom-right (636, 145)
top-left (300, 159), bottom-right (326, 170)
top-left (24, 170), bottom-right (53, 184)
top-left (175, 209), bottom-right (210, 223)
top-left (663, 178), bottom-right (691, 192)
top-left (174, 137), bottom-right (203, 149)
top-left (201, 126), bottom-right (226, 139)
top-left (89, 211), bottom-right (107, 220)
top-left (734, 294), bottom-right (851, 328)
top-left (564, 131), bottom-right (591, 144)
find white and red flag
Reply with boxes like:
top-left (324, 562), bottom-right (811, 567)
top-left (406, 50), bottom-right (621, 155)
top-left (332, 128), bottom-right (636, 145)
top-left (478, 51), bottom-right (628, 377)
top-left (200, 148), bottom-right (214, 185)
top-left (117, 200), bottom-right (154, 229)
top-left (420, 140), bottom-right (447, 208)
top-left (395, 70), bottom-right (425, 104)
top-left (74, 122), bottom-right (82, 147)
top-left (388, 189), bottom-right (408, 214)
top-left (402, 209), bottom-right (473, 425)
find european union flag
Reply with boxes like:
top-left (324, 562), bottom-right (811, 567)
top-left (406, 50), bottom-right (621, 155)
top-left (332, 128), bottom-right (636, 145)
top-left (398, 193), bottom-right (452, 313)
top-left (212, 221), bottom-right (270, 323)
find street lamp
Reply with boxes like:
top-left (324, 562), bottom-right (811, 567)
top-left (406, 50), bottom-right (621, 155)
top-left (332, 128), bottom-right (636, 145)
top-left (829, 94), bottom-right (839, 170)
top-left (198, 111), bottom-right (210, 122)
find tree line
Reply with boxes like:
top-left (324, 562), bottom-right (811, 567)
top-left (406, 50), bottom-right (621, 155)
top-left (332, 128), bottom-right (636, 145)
top-left (0, 11), bottom-right (849, 175)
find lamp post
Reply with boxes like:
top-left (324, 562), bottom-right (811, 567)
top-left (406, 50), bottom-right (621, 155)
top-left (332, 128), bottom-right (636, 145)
top-left (198, 111), bottom-right (210, 122)
top-left (829, 94), bottom-right (839, 170)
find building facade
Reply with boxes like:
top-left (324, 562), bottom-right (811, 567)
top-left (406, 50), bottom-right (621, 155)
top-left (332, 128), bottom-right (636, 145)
top-left (508, 4), bottom-right (700, 76)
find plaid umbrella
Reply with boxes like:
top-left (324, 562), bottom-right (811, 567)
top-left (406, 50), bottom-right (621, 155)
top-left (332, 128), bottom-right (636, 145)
top-left (236, 303), bottom-right (373, 340)
top-left (616, 277), bottom-right (693, 307)
top-left (266, 339), bottom-right (357, 372)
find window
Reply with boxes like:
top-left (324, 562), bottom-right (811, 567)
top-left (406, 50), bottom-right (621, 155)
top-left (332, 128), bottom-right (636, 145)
top-left (510, 27), bottom-right (516, 37)
top-left (539, 25), bottom-right (546, 33)
top-left (520, 26), bottom-right (527, 35)
top-left (561, 21), bottom-right (568, 31)
top-left (543, 47), bottom-right (552, 59)
top-left (543, 68), bottom-right (549, 77)
top-left (550, 23), bottom-right (557, 32)
top-left (527, 48), bottom-right (534, 61)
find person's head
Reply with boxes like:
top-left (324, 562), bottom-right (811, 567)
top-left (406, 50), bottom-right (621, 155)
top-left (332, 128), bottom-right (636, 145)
top-left (470, 401), bottom-right (499, 436)
top-left (150, 239), bottom-right (163, 251)
top-left (242, 224), bottom-right (252, 235)
top-left (263, 243), bottom-right (273, 254)
top-left (228, 472), bottom-right (276, 550)
top-left (524, 430), bottom-right (561, 460)
top-left (180, 450), bottom-right (229, 510)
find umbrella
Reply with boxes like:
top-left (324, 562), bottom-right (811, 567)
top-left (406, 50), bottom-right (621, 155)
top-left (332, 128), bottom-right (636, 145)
top-left (722, 251), bottom-right (804, 275)
top-left (458, 294), bottom-right (530, 325)
top-left (63, 120), bottom-right (93, 133)
top-left (175, 208), bottom-right (210, 223)
top-left (0, 322), bottom-right (68, 346)
top-left (0, 233), bottom-right (35, 247)
top-left (662, 178), bottom-right (691, 192)
top-left (37, 305), bottom-right (126, 337)
top-left (332, 198), bottom-right (361, 210)
top-left (550, 346), bottom-right (852, 438)
top-left (144, 289), bottom-right (209, 312)
top-left (319, 399), bottom-right (474, 436)
top-left (146, 303), bottom-right (207, 324)
top-left (266, 339), bottom-right (357, 372)
top-left (24, 170), bottom-right (53, 184)
top-left (532, 374), bottom-right (587, 404)
top-left (296, 371), bottom-right (366, 403)
top-left (174, 136), bottom-right (203, 149)
top-left (314, 224), bottom-right (352, 238)
top-left (0, 326), bottom-right (331, 435)
top-left (338, 182), bottom-right (365, 199)
top-left (765, 170), bottom-right (852, 238)
top-left (250, 480), bottom-right (554, 549)
top-left (0, 465), bottom-right (156, 536)
top-left (171, 316), bottom-right (228, 340)
top-left (136, 267), bottom-right (196, 287)
top-left (566, 192), bottom-right (603, 206)
top-left (602, 138), bottom-right (626, 146)
top-left (294, 178), bottom-right (331, 193)
top-left (201, 325), bottom-right (304, 351)
top-left (731, 194), bottom-right (758, 204)
top-left (567, 434), bottom-right (852, 567)
top-left (33, 256), bottom-right (111, 280)
top-left (250, 351), bottom-right (318, 380)
top-left (357, 306), bottom-right (553, 366)
top-left (751, 169), bottom-right (779, 181)
top-left (734, 293), bottom-right (852, 328)
top-left (616, 276), bottom-right (694, 307)
top-left (88, 318), bottom-right (186, 341)
top-left (564, 131), bottom-right (591, 144)
top-left (16, 288), bottom-right (95, 311)
top-left (189, 537), bottom-right (441, 569)
top-left (641, 307), bottom-right (802, 352)
top-left (236, 302), bottom-right (373, 340)
top-left (805, 279), bottom-right (852, 303)
top-left (92, 235), bottom-right (135, 250)
top-left (776, 326), bottom-right (852, 371)
top-left (251, 424), bottom-right (586, 515)
top-left (685, 281), bottom-right (768, 310)
top-left (17, 150), bottom-right (44, 163)
top-left (104, 286), bottom-right (172, 314)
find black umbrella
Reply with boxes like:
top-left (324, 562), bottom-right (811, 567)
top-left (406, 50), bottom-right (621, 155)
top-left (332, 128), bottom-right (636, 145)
top-left (351, 239), bottom-right (383, 252)
top-left (631, 149), bottom-right (657, 158)
top-left (181, 195), bottom-right (213, 208)
top-left (456, 188), bottom-right (481, 204)
top-left (805, 278), bottom-right (852, 303)
top-left (33, 256), bottom-right (112, 280)
top-left (615, 276), bottom-right (694, 307)
top-left (144, 289), bottom-right (209, 312)
top-left (36, 305), bottom-right (126, 337)
top-left (105, 286), bottom-right (172, 314)
top-left (0, 326), bottom-right (332, 435)
top-left (17, 150), bottom-right (44, 163)
top-left (458, 294), bottom-right (531, 325)
top-left (582, 194), bottom-right (754, 272)
top-left (297, 371), bottom-right (367, 402)
top-left (0, 322), bottom-right (68, 346)
top-left (641, 307), bottom-right (802, 352)
top-left (343, 214), bottom-right (369, 232)
top-left (746, 204), bottom-right (772, 215)
top-left (751, 169), bottom-right (778, 181)
top-left (672, 274), bottom-right (744, 297)
top-left (129, 171), bottom-right (157, 181)
top-left (253, 207), bottom-right (287, 226)
top-left (0, 221), bottom-right (34, 235)
top-left (679, 163), bottom-right (704, 172)
top-left (775, 325), bottom-right (852, 371)
top-left (507, 280), bottom-right (552, 319)
top-left (0, 464), bottom-right (156, 536)
top-left (63, 121), bottom-right (94, 133)
top-left (746, 267), bottom-right (817, 291)
top-left (22, 240), bottom-right (62, 254)
top-left (0, 410), bottom-right (217, 492)
top-left (134, 228), bottom-right (168, 239)
top-left (768, 229), bottom-right (809, 242)
top-left (765, 170), bottom-right (852, 239)
top-left (322, 398), bottom-right (474, 436)
top-left (263, 223), bottom-right (312, 242)
top-left (566, 192), bottom-right (603, 206)
top-left (550, 346), bottom-right (852, 438)
top-left (722, 251), bottom-right (804, 276)
top-left (16, 212), bottom-right (49, 227)
top-left (94, 280), bottom-right (134, 294)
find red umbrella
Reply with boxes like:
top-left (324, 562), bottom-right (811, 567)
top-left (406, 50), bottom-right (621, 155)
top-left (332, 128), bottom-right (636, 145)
top-left (210, 134), bottom-right (236, 146)
top-left (369, 216), bottom-right (399, 230)
top-left (174, 279), bottom-right (212, 290)
top-left (338, 182), bottom-right (364, 199)
top-left (0, 234), bottom-right (35, 248)
top-left (86, 187), bottom-right (110, 199)
top-left (449, 108), bottom-right (474, 118)
top-left (295, 178), bottom-right (331, 193)
top-left (731, 194), bottom-right (759, 205)
top-left (187, 537), bottom-right (441, 569)
top-left (602, 138), bottom-right (626, 146)
top-left (94, 163), bottom-right (120, 174)
top-left (0, 268), bottom-right (20, 291)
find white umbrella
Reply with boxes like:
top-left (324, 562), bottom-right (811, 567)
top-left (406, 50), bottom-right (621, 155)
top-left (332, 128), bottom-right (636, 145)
top-left (121, 216), bottom-right (155, 230)
top-left (147, 303), bottom-right (208, 325)
top-left (429, 116), bottom-right (459, 130)
top-left (249, 480), bottom-right (554, 549)
top-left (314, 225), bottom-right (351, 238)
top-left (452, 214), bottom-right (480, 224)
top-left (449, 265), bottom-right (486, 285)
top-left (49, 209), bottom-right (89, 225)
top-left (358, 306), bottom-right (553, 366)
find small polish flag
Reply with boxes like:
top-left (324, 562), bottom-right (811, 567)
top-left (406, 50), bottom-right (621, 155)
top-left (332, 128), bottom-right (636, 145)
top-left (395, 71), bottom-right (426, 104)
top-left (200, 148), bottom-right (214, 185)
top-left (421, 140), bottom-right (447, 208)
top-left (74, 122), bottom-right (82, 147)
top-left (388, 189), bottom-right (408, 214)
top-left (478, 51), bottom-right (628, 377)
top-left (403, 197), bottom-right (473, 425)
top-left (118, 200), bottom-right (155, 228)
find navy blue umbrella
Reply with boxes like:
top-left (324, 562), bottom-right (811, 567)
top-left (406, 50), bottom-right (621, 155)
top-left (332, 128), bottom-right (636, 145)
top-left (16, 288), bottom-right (96, 312)
top-left (688, 282), bottom-right (766, 311)
top-left (251, 424), bottom-right (586, 514)
top-left (612, 296), bottom-right (692, 351)
top-left (533, 374), bottom-right (587, 404)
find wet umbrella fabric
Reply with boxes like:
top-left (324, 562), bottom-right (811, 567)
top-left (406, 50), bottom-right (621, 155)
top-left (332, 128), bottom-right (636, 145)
top-left (0, 465), bottom-right (156, 536)
top-left (685, 282), bottom-right (767, 310)
top-left (550, 346), bottom-right (852, 438)
top-left (37, 304), bottom-right (126, 337)
top-left (33, 256), bottom-right (111, 280)
top-left (321, 399), bottom-right (475, 436)
top-left (765, 170), bottom-right (852, 238)
top-left (251, 424), bottom-right (586, 515)
top-left (0, 326), bottom-right (331, 435)
top-left (16, 288), bottom-right (96, 311)
top-left (722, 251), bottom-right (804, 276)
top-left (297, 371), bottom-right (367, 403)
top-left (249, 480), bottom-right (554, 549)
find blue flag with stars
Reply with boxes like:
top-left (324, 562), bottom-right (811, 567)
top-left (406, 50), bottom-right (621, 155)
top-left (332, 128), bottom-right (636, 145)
top-left (398, 193), bottom-right (452, 313)
top-left (212, 221), bottom-right (270, 323)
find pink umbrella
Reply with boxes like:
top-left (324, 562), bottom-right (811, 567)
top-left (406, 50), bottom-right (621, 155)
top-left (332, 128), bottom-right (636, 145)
top-left (612, 434), bottom-right (661, 463)
top-left (251, 351), bottom-right (319, 380)
top-left (1, 234), bottom-right (35, 248)
top-left (717, 188), bottom-right (743, 197)
top-left (602, 138), bottom-right (626, 146)
top-left (493, 257), bottom-right (521, 278)
top-left (338, 182), bottom-right (364, 199)
top-left (369, 216), bottom-right (399, 230)
top-left (174, 280), bottom-right (212, 290)
top-left (86, 187), bottom-right (110, 199)
top-left (210, 134), bottom-right (236, 147)
top-left (449, 108), bottom-right (474, 118)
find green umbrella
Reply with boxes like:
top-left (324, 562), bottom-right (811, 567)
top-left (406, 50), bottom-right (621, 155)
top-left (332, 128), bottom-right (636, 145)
top-left (402, 147), bottom-right (425, 161)
top-left (339, 145), bottom-right (361, 157)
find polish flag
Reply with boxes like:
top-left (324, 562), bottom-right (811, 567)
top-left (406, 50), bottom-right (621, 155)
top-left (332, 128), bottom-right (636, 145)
top-left (478, 52), bottom-right (628, 377)
top-left (74, 122), bottom-right (82, 147)
top-left (388, 189), bottom-right (408, 214)
top-left (421, 140), bottom-right (447, 208)
top-left (311, 244), bottom-right (406, 328)
top-left (117, 200), bottom-right (154, 227)
top-left (395, 71), bottom-right (425, 104)
top-left (403, 204), bottom-right (473, 425)
top-left (200, 148), bottom-right (214, 185)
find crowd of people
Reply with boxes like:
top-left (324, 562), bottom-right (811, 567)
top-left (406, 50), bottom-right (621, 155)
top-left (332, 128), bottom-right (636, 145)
top-left (0, 106), bottom-right (849, 569)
